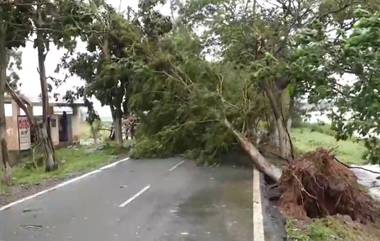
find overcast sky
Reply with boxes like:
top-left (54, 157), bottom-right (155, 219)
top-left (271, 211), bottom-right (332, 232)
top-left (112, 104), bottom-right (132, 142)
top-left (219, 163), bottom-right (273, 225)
top-left (17, 0), bottom-right (171, 118)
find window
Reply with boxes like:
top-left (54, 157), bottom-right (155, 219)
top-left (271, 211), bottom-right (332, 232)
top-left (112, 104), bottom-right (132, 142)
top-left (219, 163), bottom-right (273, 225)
top-left (33, 106), bottom-right (43, 116)
top-left (5, 104), bottom-right (12, 117)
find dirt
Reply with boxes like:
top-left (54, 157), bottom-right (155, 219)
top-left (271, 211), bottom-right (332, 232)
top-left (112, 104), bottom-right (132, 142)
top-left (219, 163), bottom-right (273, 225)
top-left (279, 149), bottom-right (379, 224)
top-left (0, 179), bottom-right (61, 206)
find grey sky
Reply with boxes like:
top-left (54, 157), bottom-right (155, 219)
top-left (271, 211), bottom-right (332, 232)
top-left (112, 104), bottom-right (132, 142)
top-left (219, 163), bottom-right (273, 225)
top-left (17, 0), bottom-right (171, 118)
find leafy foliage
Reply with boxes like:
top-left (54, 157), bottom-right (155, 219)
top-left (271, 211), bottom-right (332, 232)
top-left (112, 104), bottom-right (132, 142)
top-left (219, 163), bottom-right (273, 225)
top-left (291, 6), bottom-right (380, 163)
top-left (130, 29), bottom-right (235, 163)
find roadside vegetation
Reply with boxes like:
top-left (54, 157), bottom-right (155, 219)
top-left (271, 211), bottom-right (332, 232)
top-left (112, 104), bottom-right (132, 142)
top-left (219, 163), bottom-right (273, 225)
top-left (287, 217), bottom-right (380, 241)
top-left (292, 124), bottom-right (368, 165)
top-left (0, 123), bottom-right (127, 197)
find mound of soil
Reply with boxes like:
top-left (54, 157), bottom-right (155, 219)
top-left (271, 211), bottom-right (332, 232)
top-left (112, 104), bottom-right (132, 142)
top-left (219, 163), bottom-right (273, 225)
top-left (279, 149), bottom-right (378, 223)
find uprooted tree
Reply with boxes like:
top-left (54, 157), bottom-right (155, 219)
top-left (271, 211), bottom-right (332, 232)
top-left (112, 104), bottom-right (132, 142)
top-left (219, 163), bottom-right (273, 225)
top-left (128, 0), bottom-right (380, 222)
top-left (280, 149), bottom-right (377, 223)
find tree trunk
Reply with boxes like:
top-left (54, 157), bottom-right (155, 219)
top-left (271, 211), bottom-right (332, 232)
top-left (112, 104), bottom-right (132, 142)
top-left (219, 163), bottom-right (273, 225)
top-left (0, 33), bottom-right (11, 184)
top-left (224, 119), bottom-right (282, 182)
top-left (265, 84), bottom-right (293, 160)
top-left (6, 81), bottom-right (35, 127)
top-left (37, 2), bottom-right (57, 171)
top-left (276, 116), bottom-right (292, 160)
top-left (269, 119), bottom-right (280, 148)
top-left (5, 82), bottom-right (49, 160)
top-left (91, 124), bottom-right (98, 145)
top-left (114, 107), bottom-right (123, 146)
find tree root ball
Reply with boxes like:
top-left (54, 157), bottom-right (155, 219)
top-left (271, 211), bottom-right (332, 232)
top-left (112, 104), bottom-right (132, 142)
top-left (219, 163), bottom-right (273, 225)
top-left (279, 149), bottom-right (378, 224)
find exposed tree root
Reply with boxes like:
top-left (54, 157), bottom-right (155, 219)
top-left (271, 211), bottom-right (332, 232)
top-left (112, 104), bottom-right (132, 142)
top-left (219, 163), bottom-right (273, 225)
top-left (280, 149), bottom-right (378, 224)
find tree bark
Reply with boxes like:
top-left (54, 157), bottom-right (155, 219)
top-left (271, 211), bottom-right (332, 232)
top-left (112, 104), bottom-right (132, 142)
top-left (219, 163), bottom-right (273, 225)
top-left (6, 82), bottom-right (35, 127)
top-left (37, 2), bottom-right (57, 171)
top-left (5, 81), bottom-right (48, 155)
top-left (265, 84), bottom-right (293, 160)
top-left (90, 123), bottom-right (98, 145)
top-left (114, 107), bottom-right (123, 146)
top-left (224, 119), bottom-right (282, 182)
top-left (0, 32), bottom-right (11, 184)
top-left (92, 130), bottom-right (98, 145)
top-left (276, 116), bottom-right (292, 159)
top-left (104, 35), bottom-right (122, 145)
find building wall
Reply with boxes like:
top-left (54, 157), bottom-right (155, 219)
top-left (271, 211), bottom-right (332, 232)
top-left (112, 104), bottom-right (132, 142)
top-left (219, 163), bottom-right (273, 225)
top-left (5, 101), bottom-right (20, 151)
top-left (71, 107), bottom-right (83, 143)
top-left (5, 102), bottom-right (86, 150)
top-left (50, 115), bottom-right (59, 146)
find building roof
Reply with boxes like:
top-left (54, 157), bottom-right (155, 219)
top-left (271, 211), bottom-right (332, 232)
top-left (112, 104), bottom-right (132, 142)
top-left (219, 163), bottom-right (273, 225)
top-left (20, 95), bottom-right (85, 107)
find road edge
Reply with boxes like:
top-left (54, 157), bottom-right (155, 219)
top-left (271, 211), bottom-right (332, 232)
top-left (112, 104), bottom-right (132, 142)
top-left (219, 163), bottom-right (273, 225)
top-left (253, 168), bottom-right (265, 241)
top-left (0, 157), bottom-right (130, 211)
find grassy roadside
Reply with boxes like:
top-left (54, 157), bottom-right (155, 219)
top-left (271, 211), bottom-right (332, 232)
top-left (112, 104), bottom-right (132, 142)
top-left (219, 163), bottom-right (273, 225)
top-left (0, 144), bottom-right (123, 195)
top-left (292, 127), bottom-right (368, 165)
top-left (286, 216), bottom-right (380, 241)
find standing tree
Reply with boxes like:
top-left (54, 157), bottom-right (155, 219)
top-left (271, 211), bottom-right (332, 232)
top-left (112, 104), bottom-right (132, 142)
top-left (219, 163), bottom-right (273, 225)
top-left (63, 0), bottom-right (160, 147)
top-left (34, 0), bottom-right (58, 171)
top-left (0, 1), bottom-right (33, 183)
top-left (291, 4), bottom-right (380, 164)
top-left (2, 0), bottom-right (91, 172)
top-left (29, 0), bottom-right (90, 171)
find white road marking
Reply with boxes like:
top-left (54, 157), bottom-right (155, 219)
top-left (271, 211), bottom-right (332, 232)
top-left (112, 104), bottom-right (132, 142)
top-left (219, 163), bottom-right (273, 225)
top-left (168, 161), bottom-right (185, 172)
top-left (99, 157), bottom-right (129, 170)
top-left (0, 157), bottom-right (130, 212)
top-left (119, 185), bottom-right (151, 207)
top-left (253, 169), bottom-right (265, 241)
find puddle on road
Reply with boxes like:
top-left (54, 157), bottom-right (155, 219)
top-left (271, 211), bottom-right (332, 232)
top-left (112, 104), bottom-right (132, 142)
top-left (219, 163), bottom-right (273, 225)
top-left (176, 167), bottom-right (253, 241)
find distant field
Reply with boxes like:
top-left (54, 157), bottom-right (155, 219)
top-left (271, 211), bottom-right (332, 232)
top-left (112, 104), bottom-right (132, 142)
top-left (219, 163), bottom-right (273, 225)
top-left (100, 116), bottom-right (113, 123)
top-left (292, 127), bottom-right (368, 165)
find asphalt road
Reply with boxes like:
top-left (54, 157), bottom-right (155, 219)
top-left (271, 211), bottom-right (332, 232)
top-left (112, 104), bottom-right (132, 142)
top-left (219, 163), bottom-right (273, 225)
top-left (0, 158), bottom-right (253, 241)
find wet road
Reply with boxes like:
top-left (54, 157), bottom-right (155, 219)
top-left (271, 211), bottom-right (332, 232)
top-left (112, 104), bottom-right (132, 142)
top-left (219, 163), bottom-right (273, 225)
top-left (0, 158), bottom-right (253, 241)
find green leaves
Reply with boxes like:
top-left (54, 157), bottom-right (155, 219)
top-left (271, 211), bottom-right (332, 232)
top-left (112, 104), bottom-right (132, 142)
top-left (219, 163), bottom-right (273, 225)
top-left (292, 6), bottom-right (380, 163)
top-left (0, 0), bottom-right (34, 49)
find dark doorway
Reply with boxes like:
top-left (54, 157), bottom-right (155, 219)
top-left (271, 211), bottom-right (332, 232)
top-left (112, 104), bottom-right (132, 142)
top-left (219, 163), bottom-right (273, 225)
top-left (59, 112), bottom-right (69, 142)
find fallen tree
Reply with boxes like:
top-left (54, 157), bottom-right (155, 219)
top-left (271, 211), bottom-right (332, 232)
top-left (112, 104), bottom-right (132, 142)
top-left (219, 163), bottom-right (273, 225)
top-left (223, 116), bottom-right (379, 223)
top-left (224, 118), bottom-right (283, 182)
top-left (127, 0), bottom-right (380, 225)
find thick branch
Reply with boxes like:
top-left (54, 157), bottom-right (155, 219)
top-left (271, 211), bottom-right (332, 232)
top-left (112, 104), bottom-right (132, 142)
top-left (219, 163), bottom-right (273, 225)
top-left (5, 81), bottom-right (35, 127)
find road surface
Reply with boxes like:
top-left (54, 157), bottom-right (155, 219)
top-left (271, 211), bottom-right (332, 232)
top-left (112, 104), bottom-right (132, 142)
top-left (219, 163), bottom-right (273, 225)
top-left (0, 158), bottom-right (253, 241)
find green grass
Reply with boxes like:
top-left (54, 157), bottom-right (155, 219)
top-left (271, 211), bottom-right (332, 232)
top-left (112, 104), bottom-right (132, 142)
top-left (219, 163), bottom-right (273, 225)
top-left (0, 183), bottom-right (8, 195)
top-left (292, 127), bottom-right (368, 165)
top-left (286, 217), bottom-right (380, 241)
top-left (0, 145), bottom-right (121, 194)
